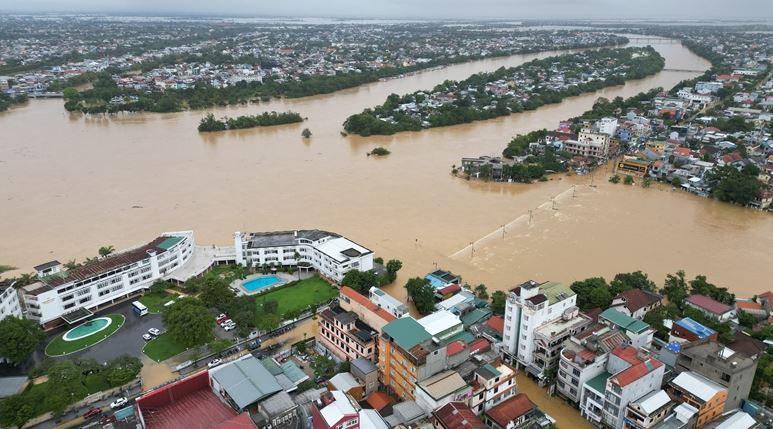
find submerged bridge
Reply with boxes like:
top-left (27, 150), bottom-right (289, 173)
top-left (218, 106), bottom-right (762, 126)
top-left (662, 68), bottom-right (707, 73)
top-left (626, 37), bottom-right (681, 44)
top-left (27, 92), bottom-right (63, 98)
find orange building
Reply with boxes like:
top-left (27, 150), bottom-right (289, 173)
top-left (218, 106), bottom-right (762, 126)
top-left (666, 371), bottom-right (727, 427)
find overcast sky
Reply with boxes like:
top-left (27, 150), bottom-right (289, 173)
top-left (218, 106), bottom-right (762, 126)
top-left (1, 0), bottom-right (772, 20)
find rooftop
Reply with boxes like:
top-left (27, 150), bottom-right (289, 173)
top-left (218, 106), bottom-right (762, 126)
top-left (586, 371), bottom-right (612, 394)
top-left (686, 294), bottom-right (733, 315)
top-left (320, 391), bottom-right (358, 426)
top-left (417, 310), bottom-right (462, 337)
top-left (484, 394), bottom-right (535, 428)
top-left (417, 370), bottom-right (469, 400)
top-left (674, 317), bottom-right (716, 339)
top-left (631, 390), bottom-right (672, 415)
top-left (541, 281), bottom-right (575, 305)
top-left (714, 411), bottom-right (757, 429)
top-left (612, 289), bottom-right (662, 313)
top-left (329, 372), bottom-right (361, 393)
top-left (244, 229), bottom-right (338, 248)
top-left (340, 287), bottom-right (396, 323)
top-left (315, 237), bottom-right (372, 263)
top-left (210, 356), bottom-right (282, 410)
top-left (432, 402), bottom-right (486, 429)
top-left (611, 357), bottom-right (663, 388)
top-left (670, 371), bottom-right (726, 402)
top-left (382, 317), bottom-right (432, 351)
top-left (600, 308), bottom-right (650, 334)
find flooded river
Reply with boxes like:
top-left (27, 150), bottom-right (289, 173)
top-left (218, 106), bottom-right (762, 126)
top-left (2, 36), bottom-right (772, 301)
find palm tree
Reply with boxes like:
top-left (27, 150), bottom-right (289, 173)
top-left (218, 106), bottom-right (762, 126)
top-left (294, 251), bottom-right (301, 280)
top-left (0, 264), bottom-right (16, 276)
top-left (18, 273), bottom-right (36, 286)
top-left (98, 245), bottom-right (115, 258)
top-left (64, 259), bottom-right (80, 270)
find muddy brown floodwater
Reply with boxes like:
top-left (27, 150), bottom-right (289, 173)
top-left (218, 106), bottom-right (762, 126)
top-left (2, 36), bottom-right (772, 304)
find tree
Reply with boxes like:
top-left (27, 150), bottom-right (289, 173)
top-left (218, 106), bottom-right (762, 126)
top-left (0, 395), bottom-right (35, 428)
top-left (162, 298), bottom-right (214, 348)
top-left (302, 128), bottom-right (312, 138)
top-left (312, 355), bottom-right (336, 378)
top-left (570, 277), bottom-right (611, 310)
top-left (671, 177), bottom-right (682, 187)
top-left (384, 259), bottom-right (403, 284)
top-left (738, 310), bottom-right (758, 329)
top-left (642, 178), bottom-right (652, 188)
top-left (706, 165), bottom-right (762, 206)
top-left (623, 175), bottom-right (634, 185)
top-left (609, 174), bottom-right (621, 184)
top-left (98, 245), bottom-right (115, 258)
top-left (337, 360), bottom-right (350, 374)
top-left (341, 270), bottom-right (379, 294)
top-left (610, 271), bottom-right (657, 295)
top-left (491, 291), bottom-right (506, 315)
top-left (0, 316), bottom-right (45, 365)
top-left (474, 284), bottom-right (489, 300)
top-left (62, 87), bottom-right (78, 99)
top-left (150, 280), bottom-right (171, 295)
top-left (199, 276), bottom-right (235, 309)
top-left (105, 355), bottom-right (142, 386)
top-left (405, 277), bottom-right (436, 315)
top-left (660, 270), bottom-right (689, 309)
top-left (643, 303), bottom-right (681, 341)
top-left (0, 264), bottom-right (16, 276)
top-left (689, 275), bottom-right (734, 304)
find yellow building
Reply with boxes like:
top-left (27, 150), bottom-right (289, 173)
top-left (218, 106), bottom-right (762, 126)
top-left (646, 141), bottom-right (667, 152)
top-left (667, 372), bottom-right (727, 427)
top-left (378, 317), bottom-right (440, 400)
top-left (617, 157), bottom-right (652, 176)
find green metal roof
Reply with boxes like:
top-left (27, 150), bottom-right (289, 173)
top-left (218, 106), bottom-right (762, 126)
top-left (600, 308), bottom-right (650, 334)
top-left (542, 281), bottom-right (575, 305)
top-left (157, 236), bottom-right (183, 250)
top-left (383, 317), bottom-right (432, 350)
top-left (460, 308), bottom-right (491, 327)
top-left (586, 371), bottom-right (612, 394)
top-left (441, 330), bottom-right (475, 346)
top-left (280, 361), bottom-right (307, 383)
top-left (483, 363), bottom-right (501, 378)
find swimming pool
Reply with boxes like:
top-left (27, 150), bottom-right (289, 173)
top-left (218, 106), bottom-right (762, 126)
top-left (62, 317), bottom-right (112, 341)
top-left (242, 275), bottom-right (284, 292)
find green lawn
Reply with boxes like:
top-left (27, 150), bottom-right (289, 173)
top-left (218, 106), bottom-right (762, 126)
top-left (143, 333), bottom-right (188, 362)
top-left (45, 314), bottom-right (125, 356)
top-left (139, 292), bottom-right (178, 313)
top-left (254, 277), bottom-right (338, 316)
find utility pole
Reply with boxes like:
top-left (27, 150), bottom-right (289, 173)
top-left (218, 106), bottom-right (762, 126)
top-left (502, 224), bottom-right (506, 239)
top-left (470, 242), bottom-right (474, 258)
top-left (529, 209), bottom-right (533, 224)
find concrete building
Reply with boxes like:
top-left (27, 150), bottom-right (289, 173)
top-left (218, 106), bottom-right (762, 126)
top-left (503, 280), bottom-right (577, 377)
top-left (676, 341), bottom-right (756, 411)
top-left (598, 309), bottom-right (654, 349)
top-left (666, 372), bottom-right (727, 427)
top-left (432, 402), bottom-right (487, 429)
top-left (530, 308), bottom-right (591, 376)
top-left (368, 287), bottom-right (407, 318)
top-left (328, 372), bottom-right (365, 400)
top-left (668, 317), bottom-right (718, 344)
top-left (311, 390), bottom-right (359, 429)
top-left (484, 393), bottom-right (537, 429)
top-left (209, 355), bottom-right (284, 412)
top-left (469, 361), bottom-right (518, 414)
top-left (21, 231), bottom-right (194, 329)
top-left (350, 358), bottom-right (379, 396)
top-left (597, 117), bottom-right (619, 136)
top-left (563, 130), bottom-right (611, 160)
top-left (610, 289), bottom-right (662, 319)
top-left (318, 303), bottom-right (378, 363)
top-left (623, 390), bottom-right (673, 429)
top-left (414, 370), bottom-right (472, 414)
top-left (685, 295), bottom-right (736, 322)
top-left (417, 310), bottom-right (463, 341)
top-left (338, 286), bottom-right (396, 335)
top-left (0, 281), bottom-right (22, 321)
top-left (234, 230), bottom-right (373, 283)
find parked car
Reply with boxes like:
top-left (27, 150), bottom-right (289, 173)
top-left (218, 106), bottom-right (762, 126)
top-left (223, 324), bottom-right (235, 332)
top-left (142, 333), bottom-right (152, 341)
top-left (82, 407), bottom-right (102, 419)
top-left (217, 313), bottom-right (227, 320)
top-left (216, 315), bottom-right (229, 324)
top-left (208, 358), bottom-right (223, 368)
top-left (247, 340), bottom-right (261, 350)
top-left (148, 328), bottom-right (161, 336)
top-left (100, 415), bottom-right (116, 425)
top-left (110, 397), bottom-right (128, 409)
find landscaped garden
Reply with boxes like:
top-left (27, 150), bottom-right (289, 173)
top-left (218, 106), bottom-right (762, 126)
top-left (139, 291), bottom-right (178, 313)
top-left (254, 277), bottom-right (338, 316)
top-left (143, 333), bottom-right (188, 362)
top-left (45, 314), bottom-right (125, 356)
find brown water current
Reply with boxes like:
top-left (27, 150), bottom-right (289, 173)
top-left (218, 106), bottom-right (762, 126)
top-left (2, 37), bottom-right (772, 301)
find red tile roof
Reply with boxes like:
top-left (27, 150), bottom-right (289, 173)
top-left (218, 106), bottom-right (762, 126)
top-left (447, 340), bottom-right (466, 356)
top-left (468, 338), bottom-right (491, 354)
top-left (365, 391), bottom-right (393, 412)
top-left (611, 357), bottom-right (662, 387)
top-left (687, 294), bottom-right (733, 315)
top-left (674, 147), bottom-right (691, 157)
top-left (438, 284), bottom-right (462, 295)
top-left (485, 394), bottom-right (535, 428)
top-left (433, 402), bottom-right (486, 429)
top-left (486, 316), bottom-right (505, 335)
top-left (612, 289), bottom-right (662, 314)
top-left (735, 301), bottom-right (763, 311)
top-left (340, 287), bottom-right (396, 322)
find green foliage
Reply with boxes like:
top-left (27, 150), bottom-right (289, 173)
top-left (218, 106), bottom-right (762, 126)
top-left (474, 284), bottom-right (489, 300)
top-left (671, 177), bottom-right (682, 187)
top-left (199, 275), bottom-right (236, 309)
top-left (689, 275), bottom-right (734, 304)
top-left (369, 147), bottom-right (391, 156)
top-left (312, 355), bottom-right (337, 378)
top-left (383, 259), bottom-right (403, 284)
top-left (738, 310), bottom-right (758, 329)
top-left (609, 174), bottom-right (621, 184)
top-left (0, 264), bottom-right (17, 275)
top-left (209, 338), bottom-right (233, 354)
top-left (643, 303), bottom-right (681, 341)
top-left (623, 175), bottom-right (634, 185)
top-left (705, 165), bottom-right (763, 206)
top-left (302, 128), bottom-right (312, 138)
top-left (642, 178), bottom-right (652, 188)
top-left (405, 277), bottom-right (436, 315)
top-left (711, 116), bottom-right (754, 133)
top-left (162, 297), bottom-right (214, 348)
top-left (198, 111), bottom-right (303, 132)
top-left (341, 270), bottom-right (380, 294)
top-left (503, 130), bottom-right (546, 158)
top-left (0, 92), bottom-right (27, 112)
top-left (0, 317), bottom-right (45, 365)
top-left (98, 245), bottom-right (115, 257)
top-left (570, 277), bottom-right (611, 311)
top-left (660, 270), bottom-right (689, 309)
top-left (610, 271), bottom-right (658, 295)
top-left (337, 361), bottom-right (350, 374)
top-left (490, 291), bottom-right (506, 316)
top-left (150, 280), bottom-right (172, 295)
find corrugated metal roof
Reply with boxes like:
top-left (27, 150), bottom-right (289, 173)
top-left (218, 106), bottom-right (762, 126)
top-left (210, 356), bottom-right (282, 410)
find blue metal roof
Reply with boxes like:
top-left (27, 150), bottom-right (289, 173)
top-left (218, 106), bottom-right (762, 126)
top-left (665, 341), bottom-right (682, 353)
top-left (675, 317), bottom-right (716, 339)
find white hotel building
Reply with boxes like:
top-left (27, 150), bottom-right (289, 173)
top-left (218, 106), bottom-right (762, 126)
top-left (234, 230), bottom-right (373, 283)
top-left (0, 281), bottom-right (23, 321)
top-left (21, 231), bottom-right (194, 329)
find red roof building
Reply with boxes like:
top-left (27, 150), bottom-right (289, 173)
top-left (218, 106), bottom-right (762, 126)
top-left (486, 316), bottom-right (505, 336)
top-left (484, 394), bottom-right (536, 429)
top-left (610, 289), bottom-right (662, 319)
top-left (432, 402), bottom-right (486, 429)
top-left (686, 294), bottom-right (736, 321)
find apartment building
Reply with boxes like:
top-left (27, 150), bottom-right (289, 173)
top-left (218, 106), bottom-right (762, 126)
top-left (666, 372), bottom-right (727, 427)
top-left (579, 346), bottom-right (665, 429)
top-left (0, 281), bottom-right (22, 321)
top-left (557, 327), bottom-right (630, 403)
top-left (530, 308), bottom-right (592, 377)
top-left (318, 304), bottom-right (378, 363)
top-left (338, 286), bottom-right (396, 334)
top-left (622, 390), bottom-right (673, 429)
top-left (369, 287), bottom-right (408, 318)
top-left (675, 341), bottom-right (756, 411)
top-left (469, 361), bottom-right (518, 414)
top-left (378, 317), bottom-right (446, 400)
top-left (234, 230), bottom-right (373, 283)
top-left (503, 280), bottom-right (577, 379)
top-left (563, 130), bottom-right (611, 160)
top-left (596, 117), bottom-right (619, 136)
top-left (21, 231), bottom-right (194, 329)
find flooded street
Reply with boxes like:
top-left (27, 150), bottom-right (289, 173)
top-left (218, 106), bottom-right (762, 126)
top-left (515, 370), bottom-right (596, 429)
top-left (2, 36), bottom-right (772, 300)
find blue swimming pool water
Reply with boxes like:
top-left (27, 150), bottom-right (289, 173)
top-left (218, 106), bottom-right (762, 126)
top-left (242, 275), bottom-right (283, 292)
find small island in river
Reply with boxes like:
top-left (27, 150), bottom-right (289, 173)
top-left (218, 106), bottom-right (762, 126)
top-left (198, 111), bottom-right (303, 132)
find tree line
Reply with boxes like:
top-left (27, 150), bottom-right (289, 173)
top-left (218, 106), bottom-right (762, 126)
top-left (0, 92), bottom-right (27, 112)
top-left (198, 111), bottom-right (303, 132)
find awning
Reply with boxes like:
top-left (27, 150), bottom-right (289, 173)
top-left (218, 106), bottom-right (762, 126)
top-left (61, 307), bottom-right (94, 324)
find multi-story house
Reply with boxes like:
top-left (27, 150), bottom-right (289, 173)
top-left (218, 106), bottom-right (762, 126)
top-left (579, 346), bottom-right (665, 429)
top-left (596, 117), bottom-right (619, 136)
top-left (609, 289), bottom-right (662, 319)
top-left (0, 281), bottom-right (22, 320)
top-left (432, 402), bottom-right (486, 429)
top-left (675, 341), bottom-right (756, 411)
top-left (563, 130), bottom-right (611, 160)
top-left (531, 309), bottom-right (592, 377)
top-left (484, 394), bottom-right (537, 429)
top-left (318, 304), bottom-right (378, 363)
top-left (338, 286), bottom-right (396, 335)
top-left (668, 317), bottom-right (718, 343)
top-left (598, 309), bottom-right (654, 349)
top-left (622, 390), bottom-right (673, 429)
top-left (414, 370), bottom-right (472, 414)
top-left (666, 372), bottom-right (727, 427)
top-left (468, 361), bottom-right (518, 414)
top-left (311, 390), bottom-right (388, 429)
top-left (21, 231), bottom-right (194, 329)
top-left (503, 280), bottom-right (577, 380)
top-left (557, 327), bottom-right (630, 403)
top-left (378, 317), bottom-right (449, 400)
top-left (234, 230), bottom-right (373, 283)
top-left (368, 287), bottom-right (408, 318)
